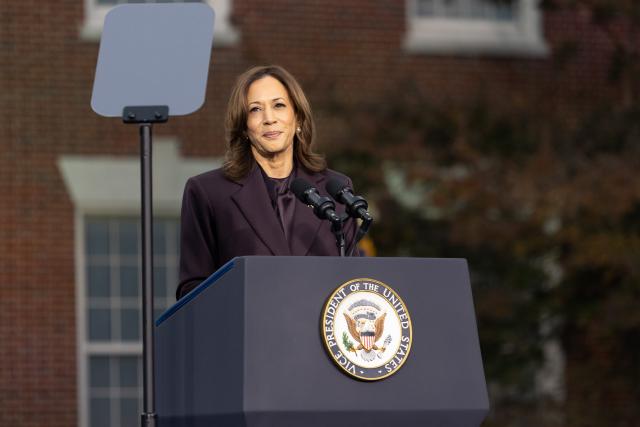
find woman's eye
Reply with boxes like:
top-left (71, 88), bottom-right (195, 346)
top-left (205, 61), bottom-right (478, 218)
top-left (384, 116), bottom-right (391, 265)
top-left (249, 106), bottom-right (260, 113)
top-left (275, 102), bottom-right (286, 108)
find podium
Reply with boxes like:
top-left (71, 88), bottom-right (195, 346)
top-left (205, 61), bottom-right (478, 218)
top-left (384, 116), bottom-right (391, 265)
top-left (155, 256), bottom-right (489, 426)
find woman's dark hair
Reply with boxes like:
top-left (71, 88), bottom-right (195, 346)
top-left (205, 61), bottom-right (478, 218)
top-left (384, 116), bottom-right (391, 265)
top-left (223, 65), bottom-right (326, 181)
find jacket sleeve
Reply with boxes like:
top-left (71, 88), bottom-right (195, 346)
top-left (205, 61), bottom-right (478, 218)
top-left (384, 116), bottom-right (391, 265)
top-left (176, 177), bottom-right (218, 300)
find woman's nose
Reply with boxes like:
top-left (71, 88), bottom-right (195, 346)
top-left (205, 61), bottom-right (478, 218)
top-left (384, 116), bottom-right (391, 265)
top-left (263, 107), bottom-right (276, 124)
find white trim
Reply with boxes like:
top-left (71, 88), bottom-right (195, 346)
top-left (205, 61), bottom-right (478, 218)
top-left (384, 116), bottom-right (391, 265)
top-left (80, 0), bottom-right (109, 41)
top-left (404, 0), bottom-right (549, 57)
top-left (80, 0), bottom-right (240, 46)
top-left (59, 139), bottom-right (220, 215)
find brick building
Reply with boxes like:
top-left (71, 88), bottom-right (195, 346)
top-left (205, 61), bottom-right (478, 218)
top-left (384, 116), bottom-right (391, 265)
top-left (1, 1), bottom-right (629, 426)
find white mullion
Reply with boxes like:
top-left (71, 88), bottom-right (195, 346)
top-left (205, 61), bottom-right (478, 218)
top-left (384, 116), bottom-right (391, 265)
top-left (76, 212), bottom-right (89, 427)
top-left (90, 387), bottom-right (113, 399)
top-left (120, 388), bottom-right (142, 399)
top-left (87, 342), bottom-right (142, 355)
top-left (120, 297), bottom-right (139, 309)
top-left (110, 220), bottom-right (121, 342)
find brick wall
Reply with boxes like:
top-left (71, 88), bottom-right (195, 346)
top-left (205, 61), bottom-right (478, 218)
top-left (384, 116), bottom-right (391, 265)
top-left (0, 1), bottom-right (629, 426)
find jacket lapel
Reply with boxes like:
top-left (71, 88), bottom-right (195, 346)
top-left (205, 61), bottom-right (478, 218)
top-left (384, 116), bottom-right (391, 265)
top-left (231, 165), bottom-right (291, 256)
top-left (289, 168), bottom-right (327, 255)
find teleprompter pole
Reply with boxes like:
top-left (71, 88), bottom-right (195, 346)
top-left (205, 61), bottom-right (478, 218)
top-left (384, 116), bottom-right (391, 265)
top-left (140, 123), bottom-right (156, 427)
top-left (90, 4), bottom-right (214, 423)
top-left (123, 106), bottom-right (168, 427)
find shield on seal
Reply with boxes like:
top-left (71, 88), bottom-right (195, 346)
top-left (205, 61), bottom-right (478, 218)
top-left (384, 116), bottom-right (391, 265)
top-left (361, 332), bottom-right (375, 351)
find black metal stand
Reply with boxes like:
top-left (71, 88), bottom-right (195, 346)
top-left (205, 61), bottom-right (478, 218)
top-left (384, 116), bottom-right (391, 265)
top-left (332, 216), bottom-right (346, 257)
top-left (347, 213), bottom-right (373, 257)
top-left (123, 105), bottom-right (169, 427)
top-left (139, 123), bottom-right (157, 427)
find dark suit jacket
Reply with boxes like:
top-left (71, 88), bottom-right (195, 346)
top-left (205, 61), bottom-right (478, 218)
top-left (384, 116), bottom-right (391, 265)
top-left (177, 164), bottom-right (358, 299)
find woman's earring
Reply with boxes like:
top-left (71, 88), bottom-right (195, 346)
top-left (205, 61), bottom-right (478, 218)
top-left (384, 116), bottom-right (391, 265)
top-left (296, 126), bottom-right (301, 133)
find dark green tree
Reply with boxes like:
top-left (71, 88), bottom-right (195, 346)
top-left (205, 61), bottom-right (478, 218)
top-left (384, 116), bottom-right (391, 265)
top-left (321, 3), bottom-right (640, 425)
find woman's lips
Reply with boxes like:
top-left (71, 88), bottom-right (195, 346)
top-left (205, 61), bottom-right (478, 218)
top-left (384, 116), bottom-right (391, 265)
top-left (263, 131), bottom-right (282, 139)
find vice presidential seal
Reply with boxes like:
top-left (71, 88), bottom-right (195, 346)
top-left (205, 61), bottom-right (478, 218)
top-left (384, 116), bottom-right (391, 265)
top-left (321, 278), bottom-right (412, 381)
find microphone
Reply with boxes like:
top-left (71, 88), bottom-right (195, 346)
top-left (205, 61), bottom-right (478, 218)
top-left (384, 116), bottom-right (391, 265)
top-left (290, 178), bottom-right (341, 224)
top-left (325, 178), bottom-right (373, 222)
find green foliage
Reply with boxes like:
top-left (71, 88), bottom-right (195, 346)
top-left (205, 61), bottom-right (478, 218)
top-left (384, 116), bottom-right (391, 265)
top-left (322, 27), bottom-right (640, 425)
top-left (342, 332), bottom-right (354, 352)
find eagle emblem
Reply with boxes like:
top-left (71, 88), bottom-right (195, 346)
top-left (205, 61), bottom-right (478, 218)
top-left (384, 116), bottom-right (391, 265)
top-left (343, 299), bottom-right (391, 362)
top-left (321, 278), bottom-right (412, 380)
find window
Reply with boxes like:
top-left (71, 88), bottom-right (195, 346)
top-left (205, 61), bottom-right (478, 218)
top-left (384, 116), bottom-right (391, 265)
top-left (84, 217), bottom-right (179, 427)
top-left (404, 0), bottom-right (548, 56)
top-left (59, 140), bottom-right (219, 427)
top-left (81, 0), bottom-right (239, 45)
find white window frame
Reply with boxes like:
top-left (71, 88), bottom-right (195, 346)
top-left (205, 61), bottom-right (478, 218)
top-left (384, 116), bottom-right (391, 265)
top-left (59, 141), bottom-right (218, 427)
top-left (81, 0), bottom-right (239, 46)
top-left (404, 0), bottom-right (548, 57)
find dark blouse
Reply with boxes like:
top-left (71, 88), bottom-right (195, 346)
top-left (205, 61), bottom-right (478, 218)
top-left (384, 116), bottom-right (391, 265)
top-left (258, 165), bottom-right (296, 244)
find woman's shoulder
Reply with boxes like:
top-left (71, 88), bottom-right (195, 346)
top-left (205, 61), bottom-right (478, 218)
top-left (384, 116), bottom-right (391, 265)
top-left (185, 167), bottom-right (239, 197)
top-left (189, 167), bottom-right (227, 184)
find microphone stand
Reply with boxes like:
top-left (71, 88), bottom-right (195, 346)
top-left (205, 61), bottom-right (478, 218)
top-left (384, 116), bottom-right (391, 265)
top-left (289, 178), bottom-right (346, 256)
top-left (332, 215), bottom-right (347, 257)
top-left (347, 212), bottom-right (373, 257)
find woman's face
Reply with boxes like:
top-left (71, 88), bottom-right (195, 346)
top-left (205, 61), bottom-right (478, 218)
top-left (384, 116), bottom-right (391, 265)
top-left (245, 76), bottom-right (297, 160)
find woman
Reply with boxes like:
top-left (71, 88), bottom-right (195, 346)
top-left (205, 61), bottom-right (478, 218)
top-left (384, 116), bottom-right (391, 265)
top-left (177, 65), bottom-right (358, 299)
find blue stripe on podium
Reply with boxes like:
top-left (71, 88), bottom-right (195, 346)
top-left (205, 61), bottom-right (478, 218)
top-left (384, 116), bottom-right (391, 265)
top-left (155, 259), bottom-right (236, 326)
